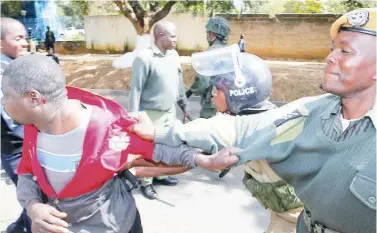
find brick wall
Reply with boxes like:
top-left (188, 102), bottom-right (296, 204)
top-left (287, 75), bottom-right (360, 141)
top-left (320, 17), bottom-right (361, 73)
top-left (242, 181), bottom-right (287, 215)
top-left (217, 13), bottom-right (342, 60)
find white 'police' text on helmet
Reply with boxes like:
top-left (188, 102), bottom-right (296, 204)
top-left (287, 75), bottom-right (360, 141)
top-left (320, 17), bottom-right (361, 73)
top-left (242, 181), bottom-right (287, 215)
top-left (192, 45), bottom-right (272, 114)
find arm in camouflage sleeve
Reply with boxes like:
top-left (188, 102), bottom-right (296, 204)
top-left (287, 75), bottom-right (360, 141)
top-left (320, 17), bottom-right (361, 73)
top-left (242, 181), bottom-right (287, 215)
top-left (154, 95), bottom-right (329, 159)
top-left (154, 114), bottom-right (237, 154)
top-left (187, 73), bottom-right (211, 96)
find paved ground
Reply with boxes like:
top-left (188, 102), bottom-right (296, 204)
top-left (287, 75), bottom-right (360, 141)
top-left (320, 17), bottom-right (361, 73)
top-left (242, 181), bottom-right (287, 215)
top-left (0, 90), bottom-right (272, 233)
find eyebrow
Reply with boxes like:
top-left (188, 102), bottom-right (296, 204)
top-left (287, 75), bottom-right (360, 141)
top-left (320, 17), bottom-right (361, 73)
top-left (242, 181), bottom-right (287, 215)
top-left (332, 40), bottom-right (351, 47)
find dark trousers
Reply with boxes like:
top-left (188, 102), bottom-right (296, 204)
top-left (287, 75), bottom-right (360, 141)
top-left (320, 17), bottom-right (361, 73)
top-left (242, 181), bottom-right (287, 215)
top-left (45, 42), bottom-right (55, 53)
top-left (1, 152), bottom-right (32, 233)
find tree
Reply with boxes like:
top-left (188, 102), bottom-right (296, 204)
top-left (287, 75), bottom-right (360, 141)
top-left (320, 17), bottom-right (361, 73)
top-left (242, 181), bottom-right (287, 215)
top-left (57, 0), bottom-right (89, 16)
top-left (0, 1), bottom-right (24, 18)
top-left (240, 0), bottom-right (268, 14)
top-left (324, 0), bottom-right (377, 13)
top-left (283, 0), bottom-right (324, 13)
top-left (112, 0), bottom-right (235, 35)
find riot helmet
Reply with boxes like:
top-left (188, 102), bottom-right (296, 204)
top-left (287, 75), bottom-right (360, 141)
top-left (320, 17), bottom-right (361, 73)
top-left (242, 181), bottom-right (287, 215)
top-left (206, 16), bottom-right (230, 44)
top-left (192, 44), bottom-right (272, 115)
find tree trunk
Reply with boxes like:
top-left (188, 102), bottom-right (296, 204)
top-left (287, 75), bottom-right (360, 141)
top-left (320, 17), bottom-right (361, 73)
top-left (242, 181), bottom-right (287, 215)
top-left (112, 1), bottom-right (177, 69)
top-left (114, 0), bottom-right (177, 35)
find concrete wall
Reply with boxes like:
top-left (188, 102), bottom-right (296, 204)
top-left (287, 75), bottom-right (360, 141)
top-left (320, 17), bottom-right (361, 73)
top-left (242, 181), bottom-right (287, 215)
top-left (84, 13), bottom-right (342, 59)
top-left (38, 41), bottom-right (87, 54)
top-left (84, 13), bottom-right (208, 54)
top-left (218, 13), bottom-right (342, 60)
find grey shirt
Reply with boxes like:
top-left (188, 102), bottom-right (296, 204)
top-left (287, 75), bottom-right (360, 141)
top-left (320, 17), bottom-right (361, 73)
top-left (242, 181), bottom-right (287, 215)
top-left (128, 44), bottom-right (187, 113)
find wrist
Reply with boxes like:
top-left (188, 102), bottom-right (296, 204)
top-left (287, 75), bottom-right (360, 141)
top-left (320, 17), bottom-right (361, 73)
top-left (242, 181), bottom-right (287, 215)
top-left (194, 153), bottom-right (212, 168)
top-left (26, 199), bottom-right (42, 218)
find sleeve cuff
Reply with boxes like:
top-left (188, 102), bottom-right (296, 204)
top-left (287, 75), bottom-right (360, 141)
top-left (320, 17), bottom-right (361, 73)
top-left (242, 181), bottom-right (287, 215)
top-left (154, 126), bottom-right (171, 144)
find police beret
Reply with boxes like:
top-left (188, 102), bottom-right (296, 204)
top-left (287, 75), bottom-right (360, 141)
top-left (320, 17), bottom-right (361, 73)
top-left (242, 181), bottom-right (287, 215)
top-left (330, 8), bottom-right (376, 39)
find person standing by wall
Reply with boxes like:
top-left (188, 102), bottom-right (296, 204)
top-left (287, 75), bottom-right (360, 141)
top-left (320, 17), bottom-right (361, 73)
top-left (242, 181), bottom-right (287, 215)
top-left (185, 16), bottom-right (230, 119)
top-left (44, 26), bottom-right (55, 54)
top-left (128, 21), bottom-right (189, 200)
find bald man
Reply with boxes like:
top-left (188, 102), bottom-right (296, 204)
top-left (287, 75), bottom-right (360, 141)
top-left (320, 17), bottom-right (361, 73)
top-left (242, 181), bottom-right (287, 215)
top-left (0, 17), bottom-right (31, 233)
top-left (128, 21), bottom-right (188, 199)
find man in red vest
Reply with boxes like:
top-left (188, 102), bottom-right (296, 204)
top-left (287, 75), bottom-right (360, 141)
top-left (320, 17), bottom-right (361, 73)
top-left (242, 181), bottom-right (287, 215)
top-left (1, 54), bottom-right (238, 233)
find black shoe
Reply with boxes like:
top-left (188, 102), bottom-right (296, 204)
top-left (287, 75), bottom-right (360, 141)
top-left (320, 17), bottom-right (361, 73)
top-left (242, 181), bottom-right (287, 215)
top-left (153, 176), bottom-right (179, 186)
top-left (6, 223), bottom-right (26, 233)
top-left (140, 185), bottom-right (157, 200)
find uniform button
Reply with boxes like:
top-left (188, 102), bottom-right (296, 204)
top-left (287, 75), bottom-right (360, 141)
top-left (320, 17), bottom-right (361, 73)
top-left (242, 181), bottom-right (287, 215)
top-left (32, 176), bottom-right (37, 181)
top-left (54, 199), bottom-right (60, 205)
top-left (368, 197), bottom-right (376, 204)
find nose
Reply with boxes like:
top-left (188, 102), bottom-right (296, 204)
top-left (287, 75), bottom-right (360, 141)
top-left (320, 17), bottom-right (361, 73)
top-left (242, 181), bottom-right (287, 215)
top-left (21, 38), bottom-right (29, 47)
top-left (325, 50), bottom-right (337, 65)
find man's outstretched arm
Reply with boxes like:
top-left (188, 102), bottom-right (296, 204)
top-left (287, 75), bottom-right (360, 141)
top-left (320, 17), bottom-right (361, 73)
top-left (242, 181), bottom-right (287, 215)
top-left (124, 144), bottom-right (239, 173)
top-left (128, 114), bottom-right (237, 154)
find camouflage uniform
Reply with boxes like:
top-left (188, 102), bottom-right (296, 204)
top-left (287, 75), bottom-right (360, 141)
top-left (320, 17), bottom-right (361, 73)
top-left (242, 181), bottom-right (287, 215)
top-left (187, 16), bottom-right (230, 119)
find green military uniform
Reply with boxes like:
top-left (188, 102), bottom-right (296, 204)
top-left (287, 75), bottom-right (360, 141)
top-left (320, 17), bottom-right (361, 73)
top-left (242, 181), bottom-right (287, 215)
top-left (187, 16), bottom-right (230, 119)
top-left (154, 8), bottom-right (376, 233)
top-left (190, 40), bottom-right (227, 118)
top-left (155, 94), bottom-right (376, 233)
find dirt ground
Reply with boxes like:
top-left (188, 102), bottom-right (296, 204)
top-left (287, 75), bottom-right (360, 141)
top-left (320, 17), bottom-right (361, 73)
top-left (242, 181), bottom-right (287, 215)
top-left (60, 57), bottom-right (326, 102)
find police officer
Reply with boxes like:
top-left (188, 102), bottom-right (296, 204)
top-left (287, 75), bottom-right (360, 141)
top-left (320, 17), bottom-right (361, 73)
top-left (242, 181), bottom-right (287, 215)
top-left (207, 50), bottom-right (303, 233)
top-left (130, 8), bottom-right (377, 233)
top-left (186, 16), bottom-right (230, 119)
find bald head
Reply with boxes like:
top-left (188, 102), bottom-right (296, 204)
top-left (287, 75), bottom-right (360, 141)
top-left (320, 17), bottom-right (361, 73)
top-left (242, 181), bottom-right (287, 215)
top-left (2, 54), bottom-right (66, 103)
top-left (153, 21), bottom-right (176, 40)
top-left (153, 21), bottom-right (177, 52)
top-left (1, 17), bottom-right (28, 59)
top-left (1, 17), bottom-right (24, 39)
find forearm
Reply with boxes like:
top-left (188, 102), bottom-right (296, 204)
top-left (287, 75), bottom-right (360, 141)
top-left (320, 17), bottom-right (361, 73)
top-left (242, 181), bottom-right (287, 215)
top-left (128, 89), bottom-right (141, 113)
top-left (131, 166), bottom-right (190, 178)
top-left (17, 174), bottom-right (43, 210)
top-left (189, 74), bottom-right (210, 95)
top-left (154, 114), bottom-right (237, 153)
top-left (153, 144), bottom-right (198, 168)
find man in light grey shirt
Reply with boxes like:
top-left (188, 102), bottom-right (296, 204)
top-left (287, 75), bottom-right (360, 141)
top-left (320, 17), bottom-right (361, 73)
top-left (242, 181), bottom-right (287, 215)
top-left (128, 21), bottom-right (188, 199)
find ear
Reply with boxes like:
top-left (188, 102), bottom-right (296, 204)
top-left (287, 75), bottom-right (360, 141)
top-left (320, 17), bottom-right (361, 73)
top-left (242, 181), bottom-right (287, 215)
top-left (26, 89), bottom-right (45, 107)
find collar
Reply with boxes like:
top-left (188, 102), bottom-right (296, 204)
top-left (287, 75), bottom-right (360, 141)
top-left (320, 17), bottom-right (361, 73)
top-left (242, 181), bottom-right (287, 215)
top-left (320, 95), bottom-right (376, 128)
top-left (0, 54), bottom-right (13, 65)
top-left (151, 43), bottom-right (172, 56)
top-left (367, 101), bottom-right (377, 127)
top-left (209, 39), bottom-right (226, 47)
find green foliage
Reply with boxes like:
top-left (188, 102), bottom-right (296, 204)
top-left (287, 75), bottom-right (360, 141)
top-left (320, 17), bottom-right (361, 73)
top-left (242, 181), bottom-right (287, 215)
top-left (56, 0), bottom-right (89, 16)
top-left (0, 1), bottom-right (24, 18)
top-left (174, 1), bottom-right (235, 16)
top-left (88, 1), bottom-right (121, 16)
top-left (324, 0), bottom-right (377, 13)
top-left (283, 0), bottom-right (324, 13)
top-left (242, 0), bottom-right (268, 13)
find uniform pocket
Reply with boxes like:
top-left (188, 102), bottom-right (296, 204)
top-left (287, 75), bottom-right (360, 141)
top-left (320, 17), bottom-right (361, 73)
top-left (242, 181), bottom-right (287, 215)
top-left (350, 173), bottom-right (376, 210)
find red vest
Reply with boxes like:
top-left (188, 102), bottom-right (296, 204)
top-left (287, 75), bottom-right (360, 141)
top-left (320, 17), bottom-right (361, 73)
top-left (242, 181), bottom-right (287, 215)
top-left (17, 86), bottom-right (154, 199)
